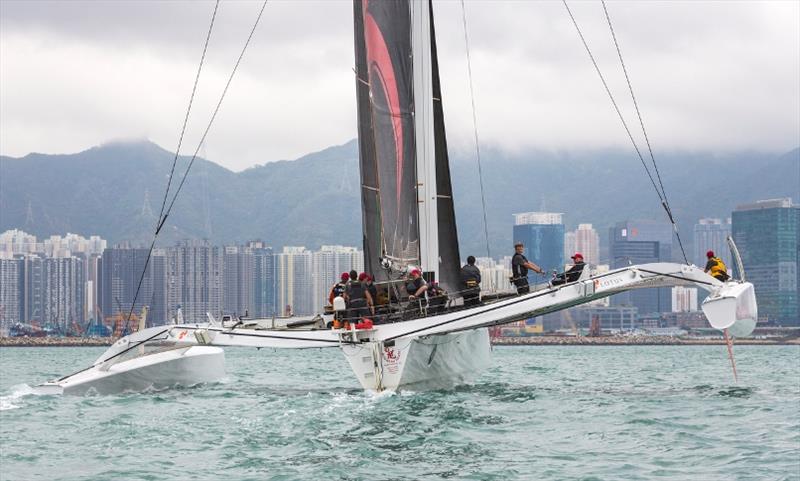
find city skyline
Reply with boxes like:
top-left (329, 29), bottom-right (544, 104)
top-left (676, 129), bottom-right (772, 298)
top-left (3, 196), bottom-right (795, 330)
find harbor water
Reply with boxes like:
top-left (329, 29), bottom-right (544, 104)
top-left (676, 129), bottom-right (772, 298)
top-left (1, 345), bottom-right (798, 480)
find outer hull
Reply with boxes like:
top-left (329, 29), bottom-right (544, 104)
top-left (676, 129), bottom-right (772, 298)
top-left (40, 346), bottom-right (225, 395)
top-left (701, 282), bottom-right (758, 337)
top-left (342, 328), bottom-right (491, 391)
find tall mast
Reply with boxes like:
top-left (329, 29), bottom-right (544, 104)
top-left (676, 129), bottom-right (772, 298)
top-left (411, 0), bottom-right (439, 281)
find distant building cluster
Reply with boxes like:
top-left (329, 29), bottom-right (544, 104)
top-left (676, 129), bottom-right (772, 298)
top-left (0, 230), bottom-right (106, 335)
top-left (0, 233), bottom-right (365, 332)
top-left (1, 197), bottom-right (797, 335)
top-left (513, 197), bottom-right (799, 329)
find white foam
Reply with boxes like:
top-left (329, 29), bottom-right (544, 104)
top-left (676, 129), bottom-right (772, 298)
top-left (0, 384), bottom-right (36, 411)
top-left (364, 389), bottom-right (396, 403)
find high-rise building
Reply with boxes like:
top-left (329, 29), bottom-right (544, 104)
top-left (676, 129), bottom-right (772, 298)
top-left (573, 224), bottom-right (600, 266)
top-left (3, 254), bottom-right (86, 330)
top-left (42, 256), bottom-right (85, 330)
top-left (564, 231), bottom-right (576, 266)
top-left (671, 286), bottom-right (698, 312)
top-left (22, 254), bottom-right (45, 323)
top-left (513, 212), bottom-right (565, 279)
top-left (247, 241), bottom-right (275, 319)
top-left (475, 256), bottom-right (514, 294)
top-left (84, 254), bottom-right (102, 322)
top-left (223, 245), bottom-right (255, 317)
top-left (0, 229), bottom-right (39, 255)
top-left (43, 233), bottom-right (107, 258)
top-left (148, 249), bottom-right (168, 325)
top-left (167, 241), bottom-right (222, 323)
top-left (0, 230), bottom-right (107, 258)
top-left (609, 219), bottom-right (673, 316)
top-left (732, 198), bottom-right (799, 325)
top-left (693, 218), bottom-right (732, 268)
top-left (275, 247), bottom-right (313, 316)
top-left (0, 257), bottom-right (24, 330)
top-left (100, 246), bottom-right (166, 325)
top-left (311, 246), bottom-right (363, 312)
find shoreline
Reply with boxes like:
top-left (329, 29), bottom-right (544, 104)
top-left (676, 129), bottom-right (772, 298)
top-left (1, 335), bottom-right (798, 348)
top-left (0, 337), bottom-right (114, 347)
top-left (491, 336), bottom-right (800, 346)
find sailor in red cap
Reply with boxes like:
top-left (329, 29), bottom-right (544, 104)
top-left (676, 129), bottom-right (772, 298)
top-left (329, 272), bottom-right (349, 305)
top-left (406, 268), bottom-right (429, 314)
top-left (552, 252), bottom-right (587, 286)
top-left (328, 273), bottom-right (351, 327)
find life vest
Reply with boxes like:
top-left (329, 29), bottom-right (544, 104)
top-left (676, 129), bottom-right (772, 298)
top-left (347, 282), bottom-right (367, 307)
top-left (512, 253), bottom-right (528, 278)
top-left (332, 283), bottom-right (346, 297)
top-left (407, 277), bottom-right (426, 296)
top-left (329, 282), bottom-right (347, 304)
top-left (709, 257), bottom-right (728, 279)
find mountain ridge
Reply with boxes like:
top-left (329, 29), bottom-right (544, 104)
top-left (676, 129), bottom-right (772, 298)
top-left (1, 140), bottom-right (797, 260)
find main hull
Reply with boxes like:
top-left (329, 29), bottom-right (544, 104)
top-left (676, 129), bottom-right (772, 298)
top-left (342, 328), bottom-right (491, 391)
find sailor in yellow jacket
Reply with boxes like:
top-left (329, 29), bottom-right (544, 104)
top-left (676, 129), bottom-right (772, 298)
top-left (704, 250), bottom-right (730, 282)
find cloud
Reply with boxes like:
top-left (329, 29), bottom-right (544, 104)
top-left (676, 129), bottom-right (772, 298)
top-left (1, 0), bottom-right (798, 170)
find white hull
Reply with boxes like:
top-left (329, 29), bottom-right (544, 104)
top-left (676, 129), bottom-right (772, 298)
top-left (342, 328), bottom-right (491, 391)
top-left (42, 263), bottom-right (757, 395)
top-left (39, 345), bottom-right (225, 395)
top-left (701, 282), bottom-right (758, 337)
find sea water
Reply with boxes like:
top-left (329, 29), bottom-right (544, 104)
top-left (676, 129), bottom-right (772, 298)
top-left (1, 345), bottom-right (798, 481)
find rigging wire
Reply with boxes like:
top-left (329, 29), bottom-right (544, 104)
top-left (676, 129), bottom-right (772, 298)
top-left (121, 0), bottom-right (219, 335)
top-left (122, 0), bottom-right (269, 335)
top-left (600, 0), bottom-right (689, 264)
top-left (562, 0), bottom-right (689, 264)
top-left (157, 0), bottom-right (220, 232)
top-left (561, 1), bottom-right (663, 206)
top-left (460, 0), bottom-right (491, 260)
top-left (162, 0), bottom-right (268, 224)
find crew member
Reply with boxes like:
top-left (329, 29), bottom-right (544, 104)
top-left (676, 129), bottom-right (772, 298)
top-left (704, 250), bottom-right (730, 282)
top-left (511, 242), bottom-right (544, 294)
top-left (345, 273), bottom-right (375, 322)
top-left (329, 272), bottom-right (349, 305)
top-left (407, 269), bottom-right (428, 298)
top-left (348, 269), bottom-right (359, 286)
top-left (364, 274), bottom-right (380, 305)
top-left (551, 253), bottom-right (586, 286)
top-left (460, 256), bottom-right (482, 306)
top-left (406, 269), bottom-right (428, 315)
top-left (427, 281), bottom-right (448, 314)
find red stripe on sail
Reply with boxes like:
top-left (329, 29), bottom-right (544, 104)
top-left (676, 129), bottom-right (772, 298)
top-left (363, 2), bottom-right (404, 204)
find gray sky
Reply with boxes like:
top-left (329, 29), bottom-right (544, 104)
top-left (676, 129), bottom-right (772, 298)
top-left (1, 0), bottom-right (798, 171)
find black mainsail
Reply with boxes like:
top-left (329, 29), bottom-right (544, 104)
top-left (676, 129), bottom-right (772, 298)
top-left (354, 0), bottom-right (461, 293)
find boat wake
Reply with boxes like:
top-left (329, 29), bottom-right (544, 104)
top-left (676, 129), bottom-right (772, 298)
top-left (0, 384), bottom-right (42, 411)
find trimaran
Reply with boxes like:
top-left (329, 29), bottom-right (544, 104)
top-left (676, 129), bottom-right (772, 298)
top-left (40, 0), bottom-right (758, 395)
